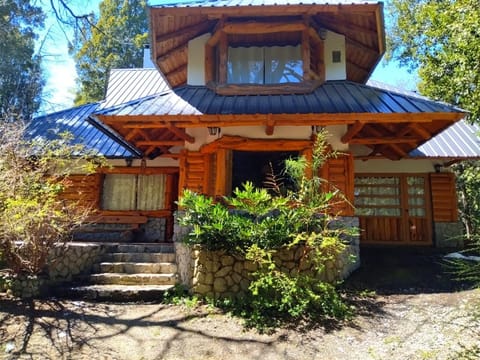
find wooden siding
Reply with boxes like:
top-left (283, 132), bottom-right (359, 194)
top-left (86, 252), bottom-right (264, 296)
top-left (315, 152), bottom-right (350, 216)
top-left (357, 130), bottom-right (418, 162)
top-left (178, 150), bottom-right (212, 195)
top-left (430, 172), bottom-right (458, 222)
top-left (58, 174), bottom-right (102, 209)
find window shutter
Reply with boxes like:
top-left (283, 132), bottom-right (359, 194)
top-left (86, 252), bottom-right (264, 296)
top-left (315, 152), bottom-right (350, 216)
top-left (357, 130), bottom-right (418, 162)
top-left (179, 151), bottom-right (213, 195)
top-left (430, 172), bottom-right (458, 222)
top-left (321, 152), bottom-right (354, 216)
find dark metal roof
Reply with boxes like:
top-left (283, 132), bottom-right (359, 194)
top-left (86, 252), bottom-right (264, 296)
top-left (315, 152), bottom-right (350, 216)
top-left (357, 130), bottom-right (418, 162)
top-left (410, 120), bottom-right (480, 158)
top-left (101, 68), bottom-right (170, 109)
top-left (29, 103), bottom-right (142, 158)
top-left (97, 81), bottom-right (464, 117)
top-left (150, 0), bottom-right (379, 8)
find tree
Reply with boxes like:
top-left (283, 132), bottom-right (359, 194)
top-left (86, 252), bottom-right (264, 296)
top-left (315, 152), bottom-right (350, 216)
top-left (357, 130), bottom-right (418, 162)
top-left (0, 120), bottom-right (102, 278)
top-left (0, 0), bottom-right (45, 121)
top-left (388, 0), bottom-right (480, 120)
top-left (72, 0), bottom-right (148, 104)
top-left (388, 0), bottom-right (480, 238)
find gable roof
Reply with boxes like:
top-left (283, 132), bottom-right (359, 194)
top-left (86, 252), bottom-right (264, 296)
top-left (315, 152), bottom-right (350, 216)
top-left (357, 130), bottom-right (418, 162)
top-left (102, 68), bottom-right (170, 109)
top-left (29, 103), bottom-right (141, 158)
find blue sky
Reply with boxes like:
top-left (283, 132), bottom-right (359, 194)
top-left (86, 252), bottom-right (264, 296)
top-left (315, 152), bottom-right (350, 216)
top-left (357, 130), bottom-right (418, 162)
top-left (39, 0), bottom-right (418, 113)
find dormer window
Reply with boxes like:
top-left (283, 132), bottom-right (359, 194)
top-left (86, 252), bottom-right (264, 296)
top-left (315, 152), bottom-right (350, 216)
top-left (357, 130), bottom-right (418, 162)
top-left (227, 45), bottom-right (302, 84)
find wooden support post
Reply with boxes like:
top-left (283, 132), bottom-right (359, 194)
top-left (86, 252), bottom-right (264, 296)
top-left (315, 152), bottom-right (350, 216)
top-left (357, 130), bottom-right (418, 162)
top-left (218, 32), bottom-right (228, 84)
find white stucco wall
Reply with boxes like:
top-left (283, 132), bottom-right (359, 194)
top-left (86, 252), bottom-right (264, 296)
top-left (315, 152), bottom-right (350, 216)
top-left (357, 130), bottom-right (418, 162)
top-left (324, 31), bottom-right (347, 81)
top-left (187, 33), bottom-right (210, 86)
top-left (354, 159), bottom-right (437, 174)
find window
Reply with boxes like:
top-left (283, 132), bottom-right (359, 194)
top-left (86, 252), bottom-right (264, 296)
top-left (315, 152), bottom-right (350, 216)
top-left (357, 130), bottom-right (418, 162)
top-left (227, 45), bottom-right (302, 84)
top-left (102, 174), bottom-right (167, 211)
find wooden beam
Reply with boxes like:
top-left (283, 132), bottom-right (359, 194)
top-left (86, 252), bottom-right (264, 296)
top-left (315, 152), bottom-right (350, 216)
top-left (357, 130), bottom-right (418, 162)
top-left (98, 112), bottom-right (466, 127)
top-left (200, 136), bottom-right (312, 154)
top-left (365, 127), bottom-right (408, 158)
top-left (98, 166), bottom-right (179, 174)
top-left (341, 120), bottom-right (364, 143)
top-left (222, 21), bottom-right (306, 35)
top-left (349, 136), bottom-right (422, 145)
top-left (346, 38), bottom-right (379, 56)
top-left (265, 116), bottom-right (275, 136)
top-left (302, 26), bottom-right (311, 81)
top-left (157, 43), bottom-right (188, 63)
top-left (165, 63), bottom-right (188, 80)
top-left (155, 20), bottom-right (212, 43)
top-left (408, 122), bottom-right (432, 140)
top-left (315, 15), bottom-right (379, 38)
top-left (166, 123), bottom-right (195, 143)
top-left (136, 140), bottom-right (185, 146)
top-left (211, 80), bottom-right (322, 95)
top-left (218, 31), bottom-right (228, 84)
top-left (125, 129), bottom-right (139, 141)
top-left (205, 44), bottom-right (215, 83)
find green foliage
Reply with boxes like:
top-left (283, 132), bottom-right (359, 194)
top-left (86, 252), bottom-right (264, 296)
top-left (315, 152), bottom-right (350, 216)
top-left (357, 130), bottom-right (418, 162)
top-left (388, 0), bottom-right (480, 284)
top-left (73, 0), bottom-right (148, 104)
top-left (0, 122), bottom-right (104, 276)
top-left (178, 131), bottom-right (355, 330)
top-left (0, 0), bottom-right (44, 120)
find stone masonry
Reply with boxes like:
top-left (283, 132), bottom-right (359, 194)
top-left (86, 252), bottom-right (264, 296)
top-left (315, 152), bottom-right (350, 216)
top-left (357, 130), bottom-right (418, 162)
top-left (175, 216), bottom-right (360, 299)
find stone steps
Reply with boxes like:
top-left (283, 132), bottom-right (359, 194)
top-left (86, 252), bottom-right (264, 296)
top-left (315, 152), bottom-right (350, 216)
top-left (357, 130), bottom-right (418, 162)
top-left (60, 242), bottom-right (178, 301)
top-left (97, 262), bottom-right (177, 274)
top-left (102, 252), bottom-right (176, 263)
top-left (60, 284), bottom-right (175, 301)
top-left (89, 273), bottom-right (177, 285)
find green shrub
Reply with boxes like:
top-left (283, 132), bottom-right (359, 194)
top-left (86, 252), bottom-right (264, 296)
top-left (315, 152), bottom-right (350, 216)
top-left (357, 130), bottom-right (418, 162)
top-left (177, 131), bottom-right (356, 330)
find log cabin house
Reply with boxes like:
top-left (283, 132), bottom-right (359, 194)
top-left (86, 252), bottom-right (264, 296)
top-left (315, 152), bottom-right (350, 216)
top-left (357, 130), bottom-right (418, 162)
top-left (30, 0), bottom-right (480, 248)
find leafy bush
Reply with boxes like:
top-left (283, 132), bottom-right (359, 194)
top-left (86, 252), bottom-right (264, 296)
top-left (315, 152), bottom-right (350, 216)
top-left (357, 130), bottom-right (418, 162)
top-left (178, 130), bottom-right (355, 329)
top-left (0, 122), bottom-right (103, 276)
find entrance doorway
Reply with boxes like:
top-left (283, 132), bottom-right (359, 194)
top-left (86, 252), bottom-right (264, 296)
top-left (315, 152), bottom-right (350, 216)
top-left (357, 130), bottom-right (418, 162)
top-left (355, 174), bottom-right (432, 245)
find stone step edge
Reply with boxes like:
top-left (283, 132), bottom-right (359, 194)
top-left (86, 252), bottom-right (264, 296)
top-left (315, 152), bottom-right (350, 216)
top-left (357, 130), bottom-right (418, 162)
top-left (98, 261), bottom-right (177, 266)
top-left (57, 284), bottom-right (176, 301)
top-left (90, 273), bottom-right (178, 278)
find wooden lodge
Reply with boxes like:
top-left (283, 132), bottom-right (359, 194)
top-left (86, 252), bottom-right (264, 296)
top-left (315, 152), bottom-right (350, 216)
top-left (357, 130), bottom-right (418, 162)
top-left (31, 0), bottom-right (480, 247)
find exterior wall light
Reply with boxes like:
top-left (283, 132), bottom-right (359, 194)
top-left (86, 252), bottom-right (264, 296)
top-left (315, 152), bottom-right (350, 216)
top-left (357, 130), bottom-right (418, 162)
top-left (208, 127), bottom-right (221, 136)
top-left (125, 158), bottom-right (133, 167)
top-left (434, 163), bottom-right (442, 173)
top-left (311, 125), bottom-right (324, 135)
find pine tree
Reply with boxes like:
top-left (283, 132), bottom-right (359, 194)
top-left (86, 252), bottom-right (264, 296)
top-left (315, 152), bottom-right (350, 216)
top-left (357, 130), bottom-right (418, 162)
top-left (0, 0), bottom-right (44, 121)
top-left (73, 0), bottom-right (148, 104)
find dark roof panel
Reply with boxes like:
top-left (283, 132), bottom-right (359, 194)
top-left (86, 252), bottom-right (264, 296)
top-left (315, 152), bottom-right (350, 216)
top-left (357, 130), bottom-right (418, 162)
top-left (29, 103), bottom-right (141, 158)
top-left (98, 81), bottom-right (464, 117)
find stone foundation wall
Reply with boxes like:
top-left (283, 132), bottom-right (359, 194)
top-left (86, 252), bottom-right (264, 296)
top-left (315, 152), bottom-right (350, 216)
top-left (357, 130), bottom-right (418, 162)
top-left (434, 222), bottom-right (464, 248)
top-left (47, 243), bottom-right (107, 283)
top-left (3, 243), bottom-right (108, 298)
top-left (175, 216), bottom-right (360, 299)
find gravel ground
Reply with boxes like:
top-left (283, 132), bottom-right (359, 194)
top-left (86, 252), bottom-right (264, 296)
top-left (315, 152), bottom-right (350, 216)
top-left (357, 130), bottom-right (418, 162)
top-left (1, 247), bottom-right (479, 360)
top-left (1, 289), bottom-right (479, 360)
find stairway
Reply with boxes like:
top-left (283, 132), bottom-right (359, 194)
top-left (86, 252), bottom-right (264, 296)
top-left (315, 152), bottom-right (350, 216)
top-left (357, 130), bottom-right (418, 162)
top-left (62, 243), bottom-right (178, 301)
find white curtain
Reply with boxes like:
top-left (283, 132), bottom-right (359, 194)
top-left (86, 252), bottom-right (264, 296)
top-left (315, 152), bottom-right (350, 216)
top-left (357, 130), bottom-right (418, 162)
top-left (228, 45), bottom-right (302, 84)
top-left (102, 174), bottom-right (137, 211)
top-left (137, 174), bottom-right (166, 210)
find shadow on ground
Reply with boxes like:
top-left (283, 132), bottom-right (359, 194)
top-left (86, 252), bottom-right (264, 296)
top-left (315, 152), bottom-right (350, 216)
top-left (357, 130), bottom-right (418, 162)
top-left (343, 246), bottom-right (469, 295)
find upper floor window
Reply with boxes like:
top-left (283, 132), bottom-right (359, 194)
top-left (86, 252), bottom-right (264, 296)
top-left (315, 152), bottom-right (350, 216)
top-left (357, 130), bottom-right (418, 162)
top-left (227, 45), bottom-right (302, 84)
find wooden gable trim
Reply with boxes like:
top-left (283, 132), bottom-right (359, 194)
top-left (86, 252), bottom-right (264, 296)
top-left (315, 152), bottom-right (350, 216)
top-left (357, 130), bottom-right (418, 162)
top-left (199, 135), bottom-right (313, 154)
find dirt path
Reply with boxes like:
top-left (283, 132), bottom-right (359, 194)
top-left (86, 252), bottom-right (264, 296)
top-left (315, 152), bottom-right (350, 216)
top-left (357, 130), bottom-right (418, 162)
top-left (1, 289), bottom-right (479, 360)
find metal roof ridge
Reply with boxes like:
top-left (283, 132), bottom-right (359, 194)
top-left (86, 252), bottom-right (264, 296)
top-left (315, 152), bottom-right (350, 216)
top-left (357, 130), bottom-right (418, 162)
top-left (96, 90), bottom-right (175, 115)
top-left (33, 102), bottom-right (99, 121)
top-left (87, 115), bottom-right (143, 158)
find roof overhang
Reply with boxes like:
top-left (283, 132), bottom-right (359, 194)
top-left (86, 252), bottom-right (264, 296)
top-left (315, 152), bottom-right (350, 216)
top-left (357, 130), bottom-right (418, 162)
top-left (149, 2), bottom-right (385, 87)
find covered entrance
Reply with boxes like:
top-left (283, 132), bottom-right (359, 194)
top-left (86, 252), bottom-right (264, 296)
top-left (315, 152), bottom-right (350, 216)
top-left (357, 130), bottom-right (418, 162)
top-left (355, 174), bottom-right (432, 245)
